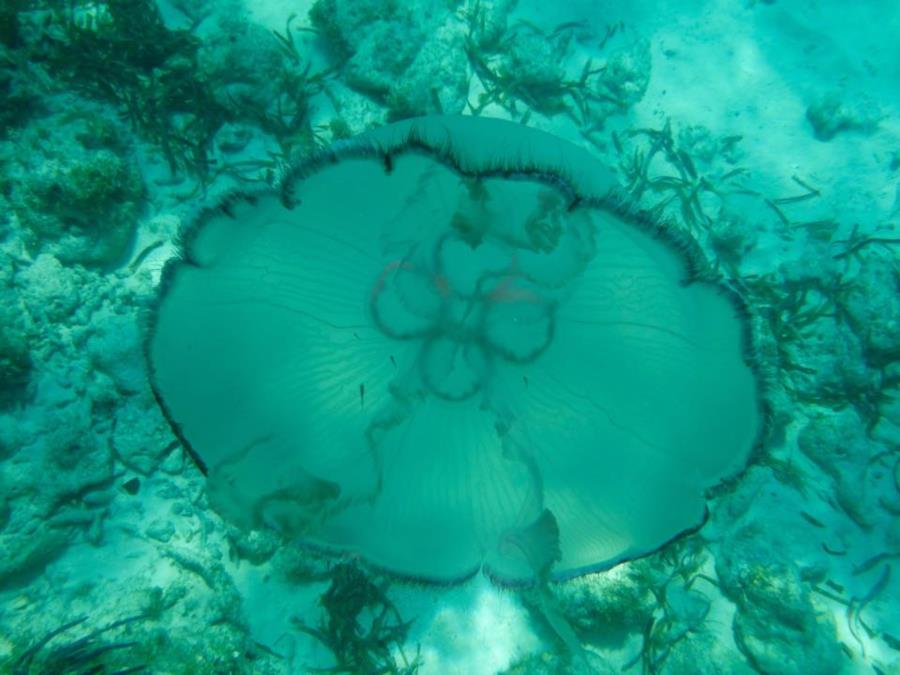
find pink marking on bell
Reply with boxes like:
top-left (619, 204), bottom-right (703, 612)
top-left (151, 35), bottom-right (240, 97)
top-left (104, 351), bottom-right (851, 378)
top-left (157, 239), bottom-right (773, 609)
top-left (433, 274), bottom-right (452, 298)
top-left (488, 275), bottom-right (541, 305)
top-left (371, 259), bottom-right (416, 301)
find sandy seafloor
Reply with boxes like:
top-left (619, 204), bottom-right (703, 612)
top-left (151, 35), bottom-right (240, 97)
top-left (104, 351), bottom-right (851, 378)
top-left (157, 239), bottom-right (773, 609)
top-left (1, 0), bottom-right (899, 673)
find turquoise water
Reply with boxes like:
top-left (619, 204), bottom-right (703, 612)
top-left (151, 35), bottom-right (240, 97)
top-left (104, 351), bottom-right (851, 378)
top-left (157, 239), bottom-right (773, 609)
top-left (1, 1), bottom-right (898, 673)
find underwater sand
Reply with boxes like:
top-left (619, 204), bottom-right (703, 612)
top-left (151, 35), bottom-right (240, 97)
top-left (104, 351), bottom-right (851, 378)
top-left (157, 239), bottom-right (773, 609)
top-left (1, 0), bottom-right (898, 673)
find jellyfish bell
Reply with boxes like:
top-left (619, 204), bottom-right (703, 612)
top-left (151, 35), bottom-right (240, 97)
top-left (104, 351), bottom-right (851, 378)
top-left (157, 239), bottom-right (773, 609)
top-left (147, 115), bottom-right (762, 585)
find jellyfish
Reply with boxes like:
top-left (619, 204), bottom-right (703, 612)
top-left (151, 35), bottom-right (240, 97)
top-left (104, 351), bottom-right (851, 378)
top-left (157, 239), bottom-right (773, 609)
top-left (147, 116), bottom-right (762, 585)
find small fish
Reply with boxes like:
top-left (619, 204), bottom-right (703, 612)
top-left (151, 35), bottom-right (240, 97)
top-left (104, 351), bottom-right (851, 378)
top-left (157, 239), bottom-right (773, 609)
top-left (390, 355), bottom-right (397, 368)
top-left (821, 542), bottom-right (847, 556)
top-left (824, 579), bottom-right (844, 594)
top-left (883, 632), bottom-right (900, 651)
top-left (360, 383), bottom-right (365, 409)
top-left (800, 510), bottom-right (825, 528)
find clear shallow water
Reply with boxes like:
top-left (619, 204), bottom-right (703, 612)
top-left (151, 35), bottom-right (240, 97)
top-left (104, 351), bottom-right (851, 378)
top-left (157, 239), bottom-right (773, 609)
top-left (0, 1), bottom-right (898, 673)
